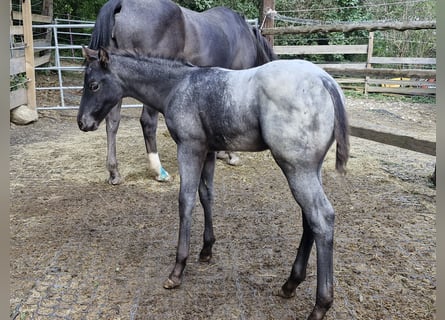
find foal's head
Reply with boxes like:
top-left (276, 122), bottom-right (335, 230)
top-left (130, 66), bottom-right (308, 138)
top-left (78, 47), bottom-right (123, 131)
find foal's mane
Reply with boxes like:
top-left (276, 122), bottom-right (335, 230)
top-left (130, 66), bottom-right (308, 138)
top-left (83, 47), bottom-right (196, 69)
top-left (113, 49), bottom-right (196, 68)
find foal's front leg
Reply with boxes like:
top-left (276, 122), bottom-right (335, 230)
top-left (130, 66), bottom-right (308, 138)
top-left (140, 104), bottom-right (170, 181)
top-left (164, 146), bottom-right (209, 289)
top-left (105, 102), bottom-right (123, 185)
top-left (198, 152), bottom-right (217, 262)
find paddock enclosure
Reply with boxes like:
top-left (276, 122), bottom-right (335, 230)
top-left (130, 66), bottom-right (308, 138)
top-left (10, 94), bottom-right (436, 319)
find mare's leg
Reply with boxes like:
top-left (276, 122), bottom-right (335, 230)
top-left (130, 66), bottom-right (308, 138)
top-left (105, 102), bottom-right (123, 185)
top-left (140, 104), bottom-right (169, 181)
top-left (278, 165), bottom-right (335, 320)
top-left (198, 152), bottom-right (217, 262)
top-left (163, 145), bottom-right (208, 289)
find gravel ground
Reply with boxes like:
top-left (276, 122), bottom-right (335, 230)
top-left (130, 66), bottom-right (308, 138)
top-left (10, 92), bottom-right (436, 319)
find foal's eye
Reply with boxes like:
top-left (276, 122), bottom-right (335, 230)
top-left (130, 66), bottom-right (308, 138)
top-left (89, 82), bottom-right (100, 92)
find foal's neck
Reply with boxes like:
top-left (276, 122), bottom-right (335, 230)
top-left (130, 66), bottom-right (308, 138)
top-left (113, 54), bottom-right (189, 111)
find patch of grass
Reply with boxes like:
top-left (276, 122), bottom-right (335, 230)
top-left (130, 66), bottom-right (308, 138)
top-left (343, 89), bottom-right (435, 104)
top-left (20, 311), bottom-right (29, 320)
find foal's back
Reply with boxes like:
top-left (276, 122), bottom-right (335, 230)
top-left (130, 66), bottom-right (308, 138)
top-left (166, 60), bottom-right (340, 158)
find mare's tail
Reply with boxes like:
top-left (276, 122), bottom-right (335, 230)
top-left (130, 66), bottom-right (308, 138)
top-left (321, 77), bottom-right (350, 174)
top-left (89, 0), bottom-right (122, 49)
top-left (251, 26), bottom-right (278, 65)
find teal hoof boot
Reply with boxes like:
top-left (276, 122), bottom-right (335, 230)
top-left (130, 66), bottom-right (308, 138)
top-left (156, 166), bottom-right (170, 182)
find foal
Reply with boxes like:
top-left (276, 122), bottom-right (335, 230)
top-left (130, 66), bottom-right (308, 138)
top-left (78, 48), bottom-right (349, 320)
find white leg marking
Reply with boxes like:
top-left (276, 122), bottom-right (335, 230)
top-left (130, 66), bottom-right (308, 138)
top-left (148, 152), bottom-right (169, 181)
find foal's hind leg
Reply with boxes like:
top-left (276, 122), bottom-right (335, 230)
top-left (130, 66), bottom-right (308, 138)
top-left (105, 102), bottom-right (123, 185)
top-left (279, 214), bottom-right (314, 298)
top-left (140, 104), bottom-right (169, 181)
top-left (280, 168), bottom-right (335, 320)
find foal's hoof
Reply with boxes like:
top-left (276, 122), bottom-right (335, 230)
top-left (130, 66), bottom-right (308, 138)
top-left (163, 277), bottom-right (181, 289)
top-left (155, 167), bottom-right (170, 182)
top-left (108, 175), bottom-right (123, 185)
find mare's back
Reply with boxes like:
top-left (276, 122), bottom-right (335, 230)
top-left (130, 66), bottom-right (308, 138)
top-left (107, 0), bottom-right (258, 68)
top-left (181, 6), bottom-right (257, 68)
top-left (113, 0), bottom-right (186, 55)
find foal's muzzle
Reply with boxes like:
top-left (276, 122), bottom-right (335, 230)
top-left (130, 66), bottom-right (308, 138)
top-left (77, 115), bottom-right (99, 132)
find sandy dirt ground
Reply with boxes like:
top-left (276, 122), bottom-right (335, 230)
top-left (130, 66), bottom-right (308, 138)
top-left (10, 91), bottom-right (436, 319)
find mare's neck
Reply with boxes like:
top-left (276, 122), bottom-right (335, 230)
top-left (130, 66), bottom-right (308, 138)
top-left (112, 54), bottom-right (188, 112)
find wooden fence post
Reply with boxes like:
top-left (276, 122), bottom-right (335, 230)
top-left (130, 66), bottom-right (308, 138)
top-left (365, 32), bottom-right (374, 94)
top-left (22, 0), bottom-right (36, 110)
top-left (261, 0), bottom-right (275, 46)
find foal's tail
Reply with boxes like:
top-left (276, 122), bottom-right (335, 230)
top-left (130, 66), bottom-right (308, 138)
top-left (89, 0), bottom-right (122, 49)
top-left (251, 26), bottom-right (278, 65)
top-left (321, 77), bottom-right (350, 174)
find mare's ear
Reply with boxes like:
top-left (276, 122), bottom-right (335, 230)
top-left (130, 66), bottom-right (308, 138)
top-left (99, 47), bottom-right (110, 69)
top-left (82, 46), bottom-right (98, 61)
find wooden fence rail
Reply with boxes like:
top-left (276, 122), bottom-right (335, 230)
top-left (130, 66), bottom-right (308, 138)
top-left (262, 20), bottom-right (436, 35)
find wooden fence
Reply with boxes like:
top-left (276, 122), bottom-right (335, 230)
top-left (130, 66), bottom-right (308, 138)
top-left (272, 31), bottom-right (436, 157)
top-left (273, 31), bottom-right (436, 96)
top-left (10, 0), bottom-right (52, 110)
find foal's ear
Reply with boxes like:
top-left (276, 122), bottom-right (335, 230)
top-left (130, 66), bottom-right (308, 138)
top-left (99, 47), bottom-right (110, 69)
top-left (82, 46), bottom-right (98, 61)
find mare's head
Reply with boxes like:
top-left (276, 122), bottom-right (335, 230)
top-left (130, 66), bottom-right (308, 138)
top-left (77, 47), bottom-right (123, 131)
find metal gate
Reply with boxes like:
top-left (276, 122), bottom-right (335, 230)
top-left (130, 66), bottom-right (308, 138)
top-left (34, 19), bottom-right (144, 110)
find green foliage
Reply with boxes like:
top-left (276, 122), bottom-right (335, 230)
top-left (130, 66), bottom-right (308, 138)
top-left (10, 74), bottom-right (28, 92)
top-left (177, 0), bottom-right (260, 17)
top-left (52, 0), bottom-right (260, 23)
top-left (273, 0), bottom-right (435, 60)
top-left (369, 0), bottom-right (436, 58)
top-left (274, 0), bottom-right (373, 62)
top-left (54, 0), bottom-right (107, 20)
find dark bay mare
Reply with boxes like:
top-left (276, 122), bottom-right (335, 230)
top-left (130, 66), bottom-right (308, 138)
top-left (85, 0), bottom-right (277, 184)
top-left (78, 48), bottom-right (350, 320)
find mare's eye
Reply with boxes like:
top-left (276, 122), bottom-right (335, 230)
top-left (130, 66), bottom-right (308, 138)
top-left (89, 82), bottom-right (100, 92)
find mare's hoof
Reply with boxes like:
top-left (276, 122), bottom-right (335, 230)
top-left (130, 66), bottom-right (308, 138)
top-left (199, 254), bottom-right (212, 263)
top-left (216, 151), bottom-right (229, 160)
top-left (217, 151), bottom-right (242, 166)
top-left (163, 278), bottom-right (181, 289)
top-left (155, 167), bottom-right (170, 182)
top-left (275, 288), bottom-right (296, 299)
top-left (227, 153), bottom-right (241, 166)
